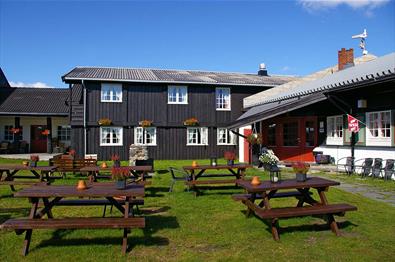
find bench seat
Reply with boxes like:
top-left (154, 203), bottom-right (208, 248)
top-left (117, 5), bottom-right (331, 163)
top-left (54, 199), bottom-right (144, 206)
top-left (231, 191), bottom-right (311, 201)
top-left (186, 179), bottom-right (237, 185)
top-left (0, 217), bottom-right (145, 230)
top-left (255, 203), bottom-right (357, 219)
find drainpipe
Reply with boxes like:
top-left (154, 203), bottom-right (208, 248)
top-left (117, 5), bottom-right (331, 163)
top-left (82, 80), bottom-right (87, 157)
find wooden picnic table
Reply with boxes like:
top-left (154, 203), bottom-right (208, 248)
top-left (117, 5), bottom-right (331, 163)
top-left (0, 164), bottom-right (58, 191)
top-left (0, 183), bottom-right (145, 256)
top-left (234, 177), bottom-right (357, 240)
top-left (183, 163), bottom-right (252, 195)
top-left (80, 165), bottom-right (153, 182)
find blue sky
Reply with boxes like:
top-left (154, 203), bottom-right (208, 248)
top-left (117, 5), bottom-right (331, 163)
top-left (0, 0), bottom-right (394, 88)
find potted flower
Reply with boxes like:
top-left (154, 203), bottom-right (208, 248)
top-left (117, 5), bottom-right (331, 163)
top-left (98, 118), bottom-right (112, 126)
top-left (11, 127), bottom-right (21, 134)
top-left (30, 155), bottom-right (39, 167)
top-left (41, 129), bottom-right (50, 136)
top-left (259, 149), bottom-right (279, 171)
top-left (183, 117), bottom-right (199, 126)
top-left (111, 154), bottom-right (121, 168)
top-left (292, 162), bottom-right (310, 182)
top-left (246, 133), bottom-right (262, 145)
top-left (224, 151), bottom-right (236, 166)
top-left (111, 167), bottom-right (130, 189)
top-left (68, 149), bottom-right (76, 159)
top-left (139, 120), bottom-right (153, 127)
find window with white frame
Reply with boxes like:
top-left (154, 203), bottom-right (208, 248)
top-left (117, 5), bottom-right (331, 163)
top-left (4, 125), bottom-right (14, 141)
top-left (366, 111), bottom-right (391, 146)
top-left (101, 83), bottom-right (122, 102)
top-left (216, 87), bottom-right (231, 110)
top-left (326, 115), bottom-right (343, 145)
top-left (134, 127), bottom-right (157, 146)
top-left (187, 127), bottom-right (208, 145)
top-left (217, 128), bottom-right (237, 145)
top-left (100, 127), bottom-right (123, 146)
top-left (57, 126), bottom-right (71, 141)
top-left (168, 85), bottom-right (188, 104)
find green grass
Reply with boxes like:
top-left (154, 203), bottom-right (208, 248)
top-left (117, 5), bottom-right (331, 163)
top-left (1, 159), bottom-right (395, 261)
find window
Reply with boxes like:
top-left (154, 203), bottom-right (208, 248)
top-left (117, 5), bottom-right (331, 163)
top-left (366, 111), bottom-right (391, 146)
top-left (134, 127), bottom-right (157, 146)
top-left (100, 127), bottom-right (123, 146)
top-left (187, 127), bottom-right (208, 145)
top-left (217, 128), bottom-right (237, 145)
top-left (283, 122), bottom-right (298, 146)
top-left (216, 87), bottom-right (231, 110)
top-left (4, 125), bottom-right (23, 141)
top-left (267, 124), bottom-right (276, 146)
top-left (327, 115), bottom-right (343, 145)
top-left (305, 121), bottom-right (315, 147)
top-left (168, 85), bottom-right (188, 104)
top-left (101, 83), bottom-right (122, 102)
top-left (57, 126), bottom-right (71, 141)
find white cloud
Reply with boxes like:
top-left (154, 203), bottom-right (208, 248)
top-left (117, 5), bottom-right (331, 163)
top-left (282, 66), bottom-right (290, 71)
top-left (9, 81), bottom-right (58, 89)
top-left (298, 0), bottom-right (390, 15)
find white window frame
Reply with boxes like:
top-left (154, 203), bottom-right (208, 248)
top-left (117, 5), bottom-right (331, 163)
top-left (326, 115), bottom-right (343, 145)
top-left (366, 110), bottom-right (391, 146)
top-left (215, 87), bottom-right (231, 111)
top-left (168, 85), bottom-right (188, 104)
top-left (217, 128), bottom-right (237, 145)
top-left (187, 127), bottom-right (208, 146)
top-left (100, 127), bottom-right (123, 146)
top-left (134, 127), bottom-right (157, 146)
top-left (101, 83), bottom-right (122, 102)
top-left (57, 125), bottom-right (71, 141)
top-left (4, 125), bottom-right (14, 141)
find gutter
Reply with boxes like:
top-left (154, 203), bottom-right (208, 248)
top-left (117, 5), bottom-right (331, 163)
top-left (0, 112), bottom-right (68, 116)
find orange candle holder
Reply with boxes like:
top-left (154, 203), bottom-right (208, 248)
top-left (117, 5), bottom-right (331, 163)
top-left (191, 161), bottom-right (198, 167)
top-left (101, 162), bottom-right (108, 168)
top-left (251, 176), bottom-right (261, 186)
top-left (77, 180), bottom-right (87, 190)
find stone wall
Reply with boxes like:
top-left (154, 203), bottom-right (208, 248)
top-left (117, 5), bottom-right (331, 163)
top-left (129, 144), bottom-right (149, 165)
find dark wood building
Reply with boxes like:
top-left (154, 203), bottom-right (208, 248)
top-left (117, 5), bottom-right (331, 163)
top-left (62, 67), bottom-right (295, 160)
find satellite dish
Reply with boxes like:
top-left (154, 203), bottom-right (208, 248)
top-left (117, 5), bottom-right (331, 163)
top-left (352, 29), bottom-right (368, 55)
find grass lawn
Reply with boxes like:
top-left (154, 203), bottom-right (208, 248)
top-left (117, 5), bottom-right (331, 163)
top-left (1, 159), bottom-right (394, 261)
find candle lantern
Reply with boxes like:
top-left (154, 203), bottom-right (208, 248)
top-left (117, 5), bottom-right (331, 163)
top-left (269, 166), bottom-right (281, 183)
top-left (210, 157), bottom-right (217, 166)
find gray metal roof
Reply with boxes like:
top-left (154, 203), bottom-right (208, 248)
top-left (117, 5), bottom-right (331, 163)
top-left (0, 87), bottom-right (69, 115)
top-left (62, 67), bottom-right (296, 87)
top-left (244, 53), bottom-right (395, 107)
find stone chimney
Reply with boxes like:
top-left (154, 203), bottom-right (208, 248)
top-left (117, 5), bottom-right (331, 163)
top-left (338, 48), bottom-right (354, 71)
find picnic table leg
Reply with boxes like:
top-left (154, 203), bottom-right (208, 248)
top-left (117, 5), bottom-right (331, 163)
top-left (271, 219), bottom-right (280, 241)
top-left (122, 197), bottom-right (130, 255)
top-left (5, 170), bottom-right (17, 191)
top-left (327, 214), bottom-right (341, 236)
top-left (21, 198), bottom-right (39, 256)
top-left (42, 198), bottom-right (54, 219)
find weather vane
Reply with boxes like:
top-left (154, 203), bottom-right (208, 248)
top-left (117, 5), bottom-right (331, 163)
top-left (352, 29), bottom-right (368, 55)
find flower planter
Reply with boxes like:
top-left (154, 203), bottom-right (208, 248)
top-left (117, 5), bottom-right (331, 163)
top-left (227, 160), bottom-right (234, 166)
top-left (296, 173), bottom-right (307, 182)
top-left (115, 180), bottom-right (126, 190)
top-left (113, 160), bottom-right (121, 168)
top-left (30, 161), bottom-right (37, 168)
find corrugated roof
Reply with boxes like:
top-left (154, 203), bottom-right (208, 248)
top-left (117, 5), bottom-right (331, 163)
top-left (244, 53), bottom-right (394, 108)
top-left (0, 87), bottom-right (69, 115)
top-left (62, 67), bottom-right (296, 87)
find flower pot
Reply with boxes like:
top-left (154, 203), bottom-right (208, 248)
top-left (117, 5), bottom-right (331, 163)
top-left (115, 180), bottom-right (126, 190)
top-left (227, 160), bottom-right (234, 166)
top-left (30, 161), bottom-right (37, 168)
top-left (113, 160), bottom-right (121, 168)
top-left (296, 173), bottom-right (307, 182)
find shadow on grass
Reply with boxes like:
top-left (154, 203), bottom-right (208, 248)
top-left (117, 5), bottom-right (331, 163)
top-left (31, 215), bottom-right (178, 253)
top-left (145, 186), bottom-right (169, 197)
top-left (0, 207), bottom-right (30, 223)
top-left (189, 185), bottom-right (243, 196)
top-left (156, 169), bottom-right (169, 175)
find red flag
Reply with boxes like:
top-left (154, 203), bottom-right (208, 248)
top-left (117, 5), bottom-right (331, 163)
top-left (348, 114), bottom-right (359, 133)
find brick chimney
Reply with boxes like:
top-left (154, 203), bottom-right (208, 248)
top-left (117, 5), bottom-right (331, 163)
top-left (338, 48), bottom-right (354, 70)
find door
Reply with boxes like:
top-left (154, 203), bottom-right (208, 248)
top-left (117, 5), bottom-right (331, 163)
top-left (30, 125), bottom-right (47, 153)
top-left (243, 129), bottom-right (252, 164)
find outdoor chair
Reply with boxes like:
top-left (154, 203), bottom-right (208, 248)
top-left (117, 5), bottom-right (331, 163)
top-left (168, 167), bottom-right (190, 192)
top-left (355, 158), bottom-right (373, 177)
top-left (336, 157), bottom-right (354, 175)
top-left (372, 158), bottom-right (383, 178)
top-left (382, 159), bottom-right (394, 181)
top-left (0, 142), bottom-right (9, 154)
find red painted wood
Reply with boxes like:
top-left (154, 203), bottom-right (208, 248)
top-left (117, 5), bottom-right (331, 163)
top-left (30, 125), bottom-right (47, 153)
top-left (243, 129), bottom-right (252, 163)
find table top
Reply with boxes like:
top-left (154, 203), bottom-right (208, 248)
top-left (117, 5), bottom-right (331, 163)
top-left (237, 177), bottom-right (340, 193)
top-left (14, 182), bottom-right (145, 198)
top-left (80, 165), bottom-right (152, 172)
top-left (0, 164), bottom-right (57, 171)
top-left (183, 163), bottom-right (252, 170)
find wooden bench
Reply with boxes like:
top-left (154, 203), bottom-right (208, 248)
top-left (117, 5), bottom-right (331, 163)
top-left (51, 158), bottom-right (97, 176)
top-left (186, 179), bottom-right (237, 185)
top-left (0, 217), bottom-right (145, 255)
top-left (231, 191), bottom-right (312, 201)
top-left (0, 181), bottom-right (47, 191)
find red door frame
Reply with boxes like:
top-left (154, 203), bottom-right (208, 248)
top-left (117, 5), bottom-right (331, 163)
top-left (261, 116), bottom-right (318, 162)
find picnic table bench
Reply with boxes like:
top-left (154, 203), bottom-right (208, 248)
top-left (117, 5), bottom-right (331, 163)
top-left (0, 165), bottom-right (58, 191)
top-left (183, 163), bottom-right (252, 195)
top-left (235, 177), bottom-right (357, 240)
top-left (50, 158), bottom-right (97, 176)
top-left (80, 165), bottom-right (153, 183)
top-left (0, 183), bottom-right (145, 256)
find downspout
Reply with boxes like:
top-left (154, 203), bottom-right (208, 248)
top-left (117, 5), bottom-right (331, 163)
top-left (82, 80), bottom-right (87, 157)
